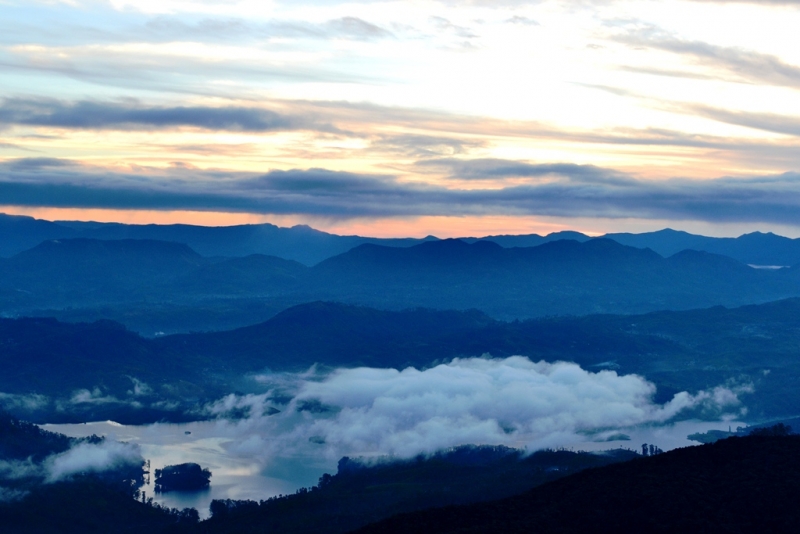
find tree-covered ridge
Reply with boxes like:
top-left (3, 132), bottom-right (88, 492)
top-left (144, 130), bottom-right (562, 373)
top-left (194, 446), bottom-right (638, 534)
top-left (354, 433), bottom-right (800, 534)
top-left (0, 410), bottom-right (75, 461)
top-left (4, 235), bottom-right (800, 334)
top-left (4, 298), bottom-right (800, 424)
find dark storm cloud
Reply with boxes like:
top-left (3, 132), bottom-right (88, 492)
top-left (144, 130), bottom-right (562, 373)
top-left (3, 157), bottom-right (800, 225)
top-left (0, 98), bottom-right (340, 133)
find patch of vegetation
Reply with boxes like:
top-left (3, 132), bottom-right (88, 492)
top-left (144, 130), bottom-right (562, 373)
top-left (154, 463), bottom-right (211, 493)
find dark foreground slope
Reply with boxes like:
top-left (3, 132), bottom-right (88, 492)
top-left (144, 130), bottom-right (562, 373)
top-left (0, 478), bottom-right (196, 534)
top-left (193, 447), bottom-right (637, 534)
top-left (354, 434), bottom-right (800, 534)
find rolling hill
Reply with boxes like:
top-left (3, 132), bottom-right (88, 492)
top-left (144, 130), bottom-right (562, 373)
top-left (4, 237), bottom-right (800, 332)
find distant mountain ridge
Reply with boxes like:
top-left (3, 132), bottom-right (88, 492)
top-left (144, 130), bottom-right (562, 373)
top-left (604, 228), bottom-right (800, 266)
top-left (308, 237), bottom-right (798, 318)
top-left (3, 236), bottom-right (800, 329)
top-left (0, 213), bottom-right (435, 265)
top-left (5, 213), bottom-right (800, 267)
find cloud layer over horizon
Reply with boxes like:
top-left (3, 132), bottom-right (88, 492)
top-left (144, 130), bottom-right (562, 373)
top-left (2, 0), bottom-right (800, 235)
top-left (3, 157), bottom-right (800, 226)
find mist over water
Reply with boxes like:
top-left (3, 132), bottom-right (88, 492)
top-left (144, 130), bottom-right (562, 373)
top-left (43, 357), bottom-right (750, 518)
top-left (45, 418), bottom-right (743, 519)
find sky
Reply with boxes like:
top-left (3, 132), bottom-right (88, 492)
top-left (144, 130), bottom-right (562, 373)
top-left (2, 0), bottom-right (800, 237)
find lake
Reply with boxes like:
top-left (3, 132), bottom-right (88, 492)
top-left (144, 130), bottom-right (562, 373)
top-left (44, 418), bottom-right (742, 518)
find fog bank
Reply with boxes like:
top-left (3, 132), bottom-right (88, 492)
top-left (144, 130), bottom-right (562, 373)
top-left (212, 357), bottom-right (751, 460)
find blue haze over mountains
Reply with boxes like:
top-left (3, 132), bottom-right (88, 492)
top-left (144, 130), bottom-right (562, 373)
top-left (4, 298), bottom-right (800, 425)
top-left (5, 212), bottom-right (800, 266)
top-left (4, 210), bottom-right (800, 425)
top-left (6, 212), bottom-right (800, 532)
top-left (4, 213), bottom-right (800, 335)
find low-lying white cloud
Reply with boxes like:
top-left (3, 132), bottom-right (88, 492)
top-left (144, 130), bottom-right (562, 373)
top-left (0, 392), bottom-right (49, 412)
top-left (127, 377), bottom-right (153, 397)
top-left (69, 387), bottom-right (125, 405)
top-left (46, 441), bottom-right (143, 482)
top-left (213, 357), bottom-right (751, 461)
top-left (0, 458), bottom-right (42, 481)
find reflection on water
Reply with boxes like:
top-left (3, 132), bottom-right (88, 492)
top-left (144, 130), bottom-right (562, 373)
top-left (43, 418), bottom-right (741, 519)
top-left (43, 420), bottom-right (334, 519)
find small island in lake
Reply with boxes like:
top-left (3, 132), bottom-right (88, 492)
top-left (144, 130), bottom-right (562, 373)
top-left (154, 462), bottom-right (212, 492)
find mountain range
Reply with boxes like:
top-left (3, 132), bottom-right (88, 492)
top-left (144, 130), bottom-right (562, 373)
top-left (3, 235), bottom-right (800, 332)
top-left (4, 298), bottom-right (800, 424)
top-left (5, 213), bottom-right (800, 266)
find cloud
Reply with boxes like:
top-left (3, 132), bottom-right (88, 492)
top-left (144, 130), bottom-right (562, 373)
top-left (0, 392), bottom-right (49, 412)
top-left (429, 16), bottom-right (478, 39)
top-left (0, 459), bottom-right (43, 481)
top-left (45, 441), bottom-right (143, 483)
top-left (5, 157), bottom-right (800, 225)
top-left (0, 44), bottom-right (368, 99)
top-left (0, 439), bottom-right (143, 487)
top-left (505, 16), bottom-right (539, 26)
top-left (687, 0), bottom-right (800, 4)
top-left (142, 14), bottom-right (394, 43)
top-left (369, 134), bottom-right (487, 158)
top-left (69, 388), bottom-right (126, 405)
top-left (420, 158), bottom-right (635, 185)
top-left (0, 141), bottom-right (36, 152)
top-left (326, 17), bottom-right (393, 40)
top-left (127, 377), bottom-right (153, 397)
top-left (687, 105), bottom-right (800, 137)
top-left (211, 357), bottom-right (748, 461)
top-left (0, 487), bottom-right (29, 503)
top-left (0, 98), bottom-right (339, 133)
top-left (615, 25), bottom-right (800, 88)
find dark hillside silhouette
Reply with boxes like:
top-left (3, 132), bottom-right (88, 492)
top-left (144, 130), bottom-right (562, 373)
top-left (354, 434), bottom-right (800, 534)
top-left (194, 446), bottom-right (637, 534)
